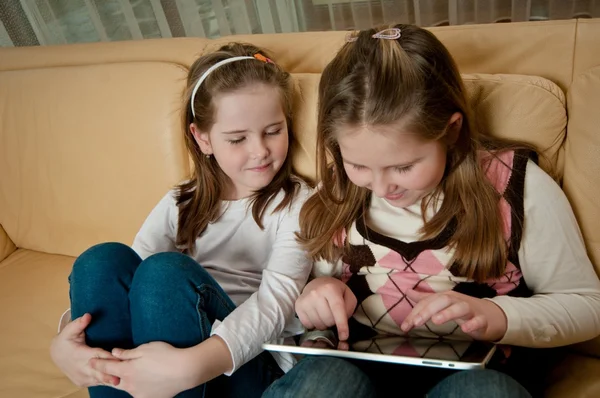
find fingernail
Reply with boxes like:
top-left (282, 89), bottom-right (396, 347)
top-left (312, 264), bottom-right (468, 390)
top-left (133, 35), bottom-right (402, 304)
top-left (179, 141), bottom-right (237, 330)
top-left (401, 322), bottom-right (409, 332)
top-left (112, 349), bottom-right (121, 357)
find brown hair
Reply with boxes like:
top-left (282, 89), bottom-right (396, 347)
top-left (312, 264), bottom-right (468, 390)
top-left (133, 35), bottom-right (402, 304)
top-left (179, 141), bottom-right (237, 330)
top-left (177, 43), bottom-right (301, 253)
top-left (298, 24), bottom-right (540, 282)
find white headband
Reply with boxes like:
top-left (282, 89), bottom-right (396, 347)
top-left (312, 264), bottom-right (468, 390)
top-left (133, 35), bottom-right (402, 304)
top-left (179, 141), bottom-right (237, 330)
top-left (190, 56), bottom-right (255, 118)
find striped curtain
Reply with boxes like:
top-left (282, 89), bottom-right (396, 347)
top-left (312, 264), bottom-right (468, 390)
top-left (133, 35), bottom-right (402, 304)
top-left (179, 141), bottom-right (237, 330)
top-left (1, 0), bottom-right (599, 47)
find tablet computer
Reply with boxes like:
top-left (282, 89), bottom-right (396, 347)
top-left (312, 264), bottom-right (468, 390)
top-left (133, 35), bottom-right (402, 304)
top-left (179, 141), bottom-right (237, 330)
top-left (263, 330), bottom-right (497, 370)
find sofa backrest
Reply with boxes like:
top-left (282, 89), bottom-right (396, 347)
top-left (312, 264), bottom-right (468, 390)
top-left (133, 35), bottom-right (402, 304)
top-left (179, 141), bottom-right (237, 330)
top-left (564, 64), bottom-right (600, 270)
top-left (0, 40), bottom-right (211, 255)
top-left (0, 19), bottom-right (599, 278)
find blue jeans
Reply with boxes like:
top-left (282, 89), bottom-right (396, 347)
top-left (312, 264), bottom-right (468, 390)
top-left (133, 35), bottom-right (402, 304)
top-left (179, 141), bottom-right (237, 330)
top-left (70, 242), bottom-right (282, 398)
top-left (261, 356), bottom-right (377, 398)
top-left (262, 357), bottom-right (532, 398)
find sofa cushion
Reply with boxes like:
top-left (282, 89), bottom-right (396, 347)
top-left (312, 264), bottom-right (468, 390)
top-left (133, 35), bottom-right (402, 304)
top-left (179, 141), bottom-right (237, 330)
top-left (290, 73), bottom-right (566, 183)
top-left (0, 225), bottom-right (15, 263)
top-left (0, 249), bottom-right (84, 398)
top-left (0, 62), bottom-right (190, 258)
top-left (463, 73), bottom-right (565, 177)
top-left (290, 73), bottom-right (320, 180)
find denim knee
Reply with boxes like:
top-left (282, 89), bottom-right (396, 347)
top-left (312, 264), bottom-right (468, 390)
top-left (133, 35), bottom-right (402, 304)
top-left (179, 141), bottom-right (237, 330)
top-left (70, 242), bottom-right (140, 286)
top-left (427, 369), bottom-right (532, 398)
top-left (131, 251), bottom-right (207, 284)
top-left (263, 356), bottom-right (376, 398)
top-left (129, 252), bottom-right (215, 298)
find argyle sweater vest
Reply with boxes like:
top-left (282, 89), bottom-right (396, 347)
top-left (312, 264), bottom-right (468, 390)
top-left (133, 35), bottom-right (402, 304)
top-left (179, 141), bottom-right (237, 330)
top-left (341, 150), bottom-right (534, 341)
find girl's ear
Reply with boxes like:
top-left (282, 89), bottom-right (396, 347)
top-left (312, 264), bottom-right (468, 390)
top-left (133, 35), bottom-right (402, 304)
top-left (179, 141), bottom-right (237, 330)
top-left (444, 112), bottom-right (463, 146)
top-left (190, 123), bottom-right (213, 155)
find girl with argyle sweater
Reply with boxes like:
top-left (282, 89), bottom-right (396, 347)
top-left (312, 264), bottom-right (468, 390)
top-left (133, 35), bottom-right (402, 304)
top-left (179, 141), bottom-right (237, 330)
top-left (263, 24), bottom-right (600, 398)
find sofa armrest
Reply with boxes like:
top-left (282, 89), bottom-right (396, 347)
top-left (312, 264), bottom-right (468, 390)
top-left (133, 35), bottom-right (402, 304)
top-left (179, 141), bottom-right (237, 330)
top-left (0, 224), bottom-right (16, 262)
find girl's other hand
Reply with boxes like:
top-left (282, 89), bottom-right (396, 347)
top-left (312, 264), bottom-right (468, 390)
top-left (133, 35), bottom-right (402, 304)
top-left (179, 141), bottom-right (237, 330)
top-left (402, 290), bottom-right (508, 341)
top-left (50, 313), bottom-right (119, 387)
top-left (90, 342), bottom-right (194, 397)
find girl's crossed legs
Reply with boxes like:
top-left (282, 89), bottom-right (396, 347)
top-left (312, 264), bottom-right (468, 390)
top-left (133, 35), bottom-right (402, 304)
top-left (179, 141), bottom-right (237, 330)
top-left (70, 242), bottom-right (282, 398)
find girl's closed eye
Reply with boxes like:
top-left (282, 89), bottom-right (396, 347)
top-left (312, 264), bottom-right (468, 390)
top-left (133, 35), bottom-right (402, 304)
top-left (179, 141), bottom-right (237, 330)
top-left (351, 164), bottom-right (366, 171)
top-left (266, 129), bottom-right (282, 137)
top-left (394, 165), bottom-right (414, 174)
top-left (227, 137), bottom-right (245, 145)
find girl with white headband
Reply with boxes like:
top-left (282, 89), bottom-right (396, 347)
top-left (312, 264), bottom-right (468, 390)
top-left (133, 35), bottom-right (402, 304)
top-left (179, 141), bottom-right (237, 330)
top-left (50, 43), bottom-right (313, 398)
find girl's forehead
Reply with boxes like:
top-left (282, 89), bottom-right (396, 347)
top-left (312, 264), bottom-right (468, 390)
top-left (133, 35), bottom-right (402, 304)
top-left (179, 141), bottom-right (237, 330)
top-left (210, 86), bottom-right (286, 133)
top-left (213, 86), bottom-right (281, 113)
top-left (213, 83), bottom-right (278, 105)
top-left (336, 124), bottom-right (438, 163)
top-left (337, 123), bottom-right (424, 146)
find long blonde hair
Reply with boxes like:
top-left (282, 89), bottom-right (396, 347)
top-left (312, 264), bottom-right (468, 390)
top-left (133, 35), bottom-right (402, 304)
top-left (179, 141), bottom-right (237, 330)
top-left (177, 43), bottom-right (301, 253)
top-left (298, 24), bottom-right (538, 282)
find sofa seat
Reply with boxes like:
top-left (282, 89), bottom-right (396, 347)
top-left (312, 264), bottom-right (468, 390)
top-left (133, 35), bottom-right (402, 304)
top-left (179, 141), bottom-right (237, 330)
top-left (0, 250), bottom-right (84, 398)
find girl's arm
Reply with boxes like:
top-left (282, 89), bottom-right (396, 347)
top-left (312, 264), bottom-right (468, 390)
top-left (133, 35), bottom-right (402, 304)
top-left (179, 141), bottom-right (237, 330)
top-left (489, 160), bottom-right (600, 347)
top-left (208, 185), bottom-right (313, 374)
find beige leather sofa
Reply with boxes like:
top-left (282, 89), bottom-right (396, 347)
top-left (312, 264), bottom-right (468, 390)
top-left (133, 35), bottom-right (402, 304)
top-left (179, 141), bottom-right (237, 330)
top-left (1, 18), bottom-right (599, 398)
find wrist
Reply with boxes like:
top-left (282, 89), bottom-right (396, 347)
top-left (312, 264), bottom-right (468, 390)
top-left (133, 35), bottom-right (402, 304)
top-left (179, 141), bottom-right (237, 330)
top-left (486, 299), bottom-right (508, 341)
top-left (178, 347), bottom-right (204, 391)
top-left (184, 335), bottom-right (234, 388)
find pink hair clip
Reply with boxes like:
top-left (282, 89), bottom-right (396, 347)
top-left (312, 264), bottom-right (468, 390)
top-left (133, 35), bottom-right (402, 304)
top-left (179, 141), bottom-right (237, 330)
top-left (372, 27), bottom-right (401, 40)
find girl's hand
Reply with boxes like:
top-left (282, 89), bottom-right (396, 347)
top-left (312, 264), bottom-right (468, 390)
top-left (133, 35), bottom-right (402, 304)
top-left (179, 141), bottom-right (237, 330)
top-left (89, 342), bottom-right (198, 398)
top-left (401, 290), bottom-right (508, 341)
top-left (295, 277), bottom-right (357, 341)
top-left (49, 313), bottom-right (119, 387)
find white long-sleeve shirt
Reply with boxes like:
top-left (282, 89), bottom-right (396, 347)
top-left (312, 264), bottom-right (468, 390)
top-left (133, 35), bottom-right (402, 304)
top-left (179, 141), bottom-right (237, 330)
top-left (314, 159), bottom-right (600, 348)
top-left (61, 184), bottom-right (312, 374)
